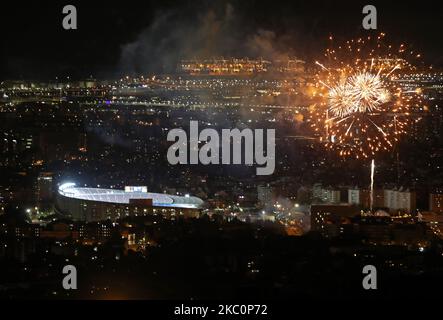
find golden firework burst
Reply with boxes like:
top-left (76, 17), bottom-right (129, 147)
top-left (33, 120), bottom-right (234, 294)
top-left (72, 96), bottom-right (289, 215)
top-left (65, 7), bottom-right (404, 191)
top-left (308, 33), bottom-right (424, 159)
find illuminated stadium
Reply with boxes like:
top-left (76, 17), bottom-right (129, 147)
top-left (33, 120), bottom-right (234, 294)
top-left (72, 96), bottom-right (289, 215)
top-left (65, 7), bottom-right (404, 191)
top-left (56, 183), bottom-right (204, 222)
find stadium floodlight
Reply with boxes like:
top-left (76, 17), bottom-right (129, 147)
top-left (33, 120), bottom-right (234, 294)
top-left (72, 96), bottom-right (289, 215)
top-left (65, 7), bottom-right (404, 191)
top-left (59, 182), bottom-right (76, 191)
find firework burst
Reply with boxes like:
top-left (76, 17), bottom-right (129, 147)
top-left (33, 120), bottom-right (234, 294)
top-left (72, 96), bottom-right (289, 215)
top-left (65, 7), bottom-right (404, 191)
top-left (308, 33), bottom-right (424, 159)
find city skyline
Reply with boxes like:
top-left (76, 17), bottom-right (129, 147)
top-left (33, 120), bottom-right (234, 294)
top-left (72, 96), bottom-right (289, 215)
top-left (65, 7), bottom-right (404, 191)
top-left (1, 0), bottom-right (443, 304)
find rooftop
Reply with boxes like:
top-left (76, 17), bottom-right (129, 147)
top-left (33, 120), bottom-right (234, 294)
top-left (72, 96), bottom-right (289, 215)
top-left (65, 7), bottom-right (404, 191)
top-left (58, 184), bottom-right (204, 209)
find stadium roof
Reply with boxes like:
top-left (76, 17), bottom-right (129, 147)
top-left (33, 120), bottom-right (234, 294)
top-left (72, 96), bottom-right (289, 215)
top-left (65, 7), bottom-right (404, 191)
top-left (58, 184), bottom-right (204, 209)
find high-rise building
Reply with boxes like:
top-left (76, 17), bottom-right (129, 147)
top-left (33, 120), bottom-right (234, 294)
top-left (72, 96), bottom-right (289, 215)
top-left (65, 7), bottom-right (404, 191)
top-left (313, 184), bottom-right (341, 204)
top-left (348, 189), bottom-right (367, 206)
top-left (384, 189), bottom-right (416, 212)
top-left (36, 172), bottom-right (53, 207)
top-left (348, 188), bottom-right (384, 208)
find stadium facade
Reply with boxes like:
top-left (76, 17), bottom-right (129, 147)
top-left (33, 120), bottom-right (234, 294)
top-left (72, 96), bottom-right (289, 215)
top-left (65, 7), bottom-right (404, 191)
top-left (56, 183), bottom-right (204, 222)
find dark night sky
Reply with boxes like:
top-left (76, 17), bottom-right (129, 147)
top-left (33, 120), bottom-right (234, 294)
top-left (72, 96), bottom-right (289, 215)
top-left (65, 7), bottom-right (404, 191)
top-left (1, 0), bottom-right (442, 80)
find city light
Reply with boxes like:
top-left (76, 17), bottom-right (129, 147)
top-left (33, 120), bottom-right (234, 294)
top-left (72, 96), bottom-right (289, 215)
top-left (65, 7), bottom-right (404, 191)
top-left (0, 1), bottom-right (442, 303)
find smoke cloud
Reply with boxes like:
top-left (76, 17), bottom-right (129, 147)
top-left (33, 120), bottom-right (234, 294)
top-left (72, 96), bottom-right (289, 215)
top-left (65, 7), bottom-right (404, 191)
top-left (118, 2), bottom-right (298, 75)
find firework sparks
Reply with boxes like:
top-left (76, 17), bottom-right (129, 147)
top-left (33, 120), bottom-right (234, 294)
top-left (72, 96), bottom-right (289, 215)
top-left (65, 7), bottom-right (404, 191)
top-left (308, 33), bottom-right (423, 159)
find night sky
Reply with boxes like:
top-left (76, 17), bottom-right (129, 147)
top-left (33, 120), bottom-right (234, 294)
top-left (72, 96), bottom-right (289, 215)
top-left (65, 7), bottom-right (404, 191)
top-left (1, 0), bottom-right (442, 80)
